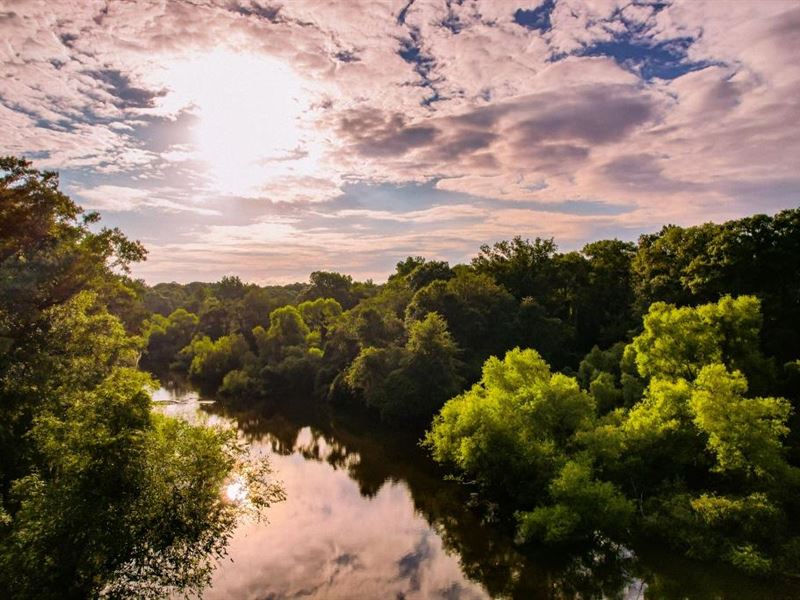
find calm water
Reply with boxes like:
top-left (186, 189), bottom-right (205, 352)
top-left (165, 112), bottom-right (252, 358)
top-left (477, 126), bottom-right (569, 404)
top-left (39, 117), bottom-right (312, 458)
top-left (154, 383), bottom-right (800, 600)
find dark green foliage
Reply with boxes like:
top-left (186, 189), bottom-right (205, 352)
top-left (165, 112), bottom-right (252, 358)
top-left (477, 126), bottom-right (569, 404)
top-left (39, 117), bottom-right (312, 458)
top-left (197, 296), bottom-right (236, 339)
top-left (407, 259), bottom-right (455, 291)
top-left (516, 298), bottom-right (575, 368)
top-left (581, 239), bottom-right (637, 346)
top-left (0, 157), bottom-right (282, 598)
top-left (185, 333), bottom-right (254, 390)
top-left (392, 256), bottom-right (427, 279)
top-left (470, 236), bottom-right (639, 367)
top-left (141, 308), bottom-right (199, 371)
top-left (632, 210), bottom-right (800, 362)
top-left (578, 343), bottom-right (625, 390)
top-left (298, 270), bottom-right (368, 309)
top-left (406, 270), bottom-right (517, 376)
top-left (346, 313), bottom-right (462, 422)
top-left (0, 157), bottom-right (146, 335)
top-left (472, 236), bottom-right (559, 302)
top-left (517, 459), bottom-right (634, 544)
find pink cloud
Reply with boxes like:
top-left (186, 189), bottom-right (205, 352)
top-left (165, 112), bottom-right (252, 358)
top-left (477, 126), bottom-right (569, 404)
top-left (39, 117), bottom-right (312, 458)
top-left (1, 0), bottom-right (798, 282)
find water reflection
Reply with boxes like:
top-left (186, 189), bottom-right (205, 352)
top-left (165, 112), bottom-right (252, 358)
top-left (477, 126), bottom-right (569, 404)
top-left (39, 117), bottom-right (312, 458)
top-left (201, 406), bottom-right (489, 599)
top-left (158, 388), bottom-right (800, 599)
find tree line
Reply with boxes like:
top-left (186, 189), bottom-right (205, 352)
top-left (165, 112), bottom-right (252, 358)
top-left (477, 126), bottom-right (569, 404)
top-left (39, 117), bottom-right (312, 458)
top-left (139, 204), bottom-right (800, 577)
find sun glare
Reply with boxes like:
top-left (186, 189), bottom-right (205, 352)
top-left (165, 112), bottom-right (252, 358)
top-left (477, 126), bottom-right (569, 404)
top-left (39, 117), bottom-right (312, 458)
top-left (160, 49), bottom-right (311, 196)
top-left (225, 477), bottom-right (248, 504)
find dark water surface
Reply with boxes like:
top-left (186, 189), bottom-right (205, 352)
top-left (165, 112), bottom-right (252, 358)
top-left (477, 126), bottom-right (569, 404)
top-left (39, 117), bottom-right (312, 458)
top-left (153, 384), bottom-right (800, 599)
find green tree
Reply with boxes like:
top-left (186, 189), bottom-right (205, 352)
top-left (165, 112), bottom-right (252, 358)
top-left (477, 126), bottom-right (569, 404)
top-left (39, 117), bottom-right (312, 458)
top-left (691, 364), bottom-right (791, 478)
top-left (196, 296), bottom-right (234, 340)
top-left (425, 348), bottom-right (594, 505)
top-left (631, 210), bottom-right (800, 363)
top-left (517, 459), bottom-right (633, 544)
top-left (0, 157), bottom-right (281, 596)
top-left (391, 256), bottom-right (426, 280)
top-left (407, 260), bottom-right (454, 291)
top-left (253, 305), bottom-right (310, 362)
top-left (471, 236), bottom-right (558, 302)
top-left (141, 308), bottom-right (199, 371)
top-left (406, 270), bottom-right (517, 376)
top-left (298, 271), bottom-right (360, 309)
top-left (346, 313), bottom-right (462, 422)
top-left (298, 297), bottom-right (343, 340)
top-left (185, 333), bottom-right (253, 390)
top-left (213, 275), bottom-right (247, 301)
top-left (626, 295), bottom-right (771, 386)
top-left (581, 239), bottom-right (637, 346)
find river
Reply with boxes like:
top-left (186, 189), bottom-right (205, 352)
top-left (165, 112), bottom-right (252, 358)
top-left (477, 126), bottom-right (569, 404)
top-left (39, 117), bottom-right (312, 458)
top-left (153, 383), bottom-right (800, 600)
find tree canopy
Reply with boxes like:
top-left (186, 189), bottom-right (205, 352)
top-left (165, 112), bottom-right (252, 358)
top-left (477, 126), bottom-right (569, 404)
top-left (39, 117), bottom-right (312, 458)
top-left (0, 157), bottom-right (282, 598)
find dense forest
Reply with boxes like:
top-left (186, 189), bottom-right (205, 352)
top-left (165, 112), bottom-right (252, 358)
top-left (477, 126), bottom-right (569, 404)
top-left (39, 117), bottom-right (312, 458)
top-left (3, 156), bottom-right (800, 596)
top-left (140, 203), bottom-right (800, 578)
top-left (0, 158), bottom-right (283, 598)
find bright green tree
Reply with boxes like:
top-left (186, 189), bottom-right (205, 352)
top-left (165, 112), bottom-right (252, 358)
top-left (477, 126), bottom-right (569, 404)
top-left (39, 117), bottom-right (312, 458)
top-left (425, 348), bottom-right (594, 504)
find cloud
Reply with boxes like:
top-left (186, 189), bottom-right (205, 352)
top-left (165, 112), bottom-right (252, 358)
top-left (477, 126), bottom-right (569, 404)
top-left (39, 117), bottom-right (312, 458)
top-left (1, 0), bottom-right (798, 282)
top-left (74, 185), bottom-right (220, 215)
top-left (318, 203), bottom-right (487, 223)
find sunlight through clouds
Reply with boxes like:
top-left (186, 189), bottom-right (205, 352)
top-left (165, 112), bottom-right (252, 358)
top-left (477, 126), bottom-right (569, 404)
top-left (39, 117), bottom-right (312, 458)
top-left (153, 48), bottom-right (322, 197)
top-left (1, 0), bottom-right (798, 283)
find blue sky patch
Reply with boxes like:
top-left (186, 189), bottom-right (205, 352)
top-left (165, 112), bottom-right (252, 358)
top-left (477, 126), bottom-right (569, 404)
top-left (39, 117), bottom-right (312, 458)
top-left (514, 0), bottom-right (555, 33)
top-left (579, 35), bottom-right (714, 80)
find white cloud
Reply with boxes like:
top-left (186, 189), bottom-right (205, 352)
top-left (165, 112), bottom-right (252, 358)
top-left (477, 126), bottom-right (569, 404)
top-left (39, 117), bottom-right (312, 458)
top-left (74, 184), bottom-right (220, 215)
top-left (2, 0), bottom-right (798, 282)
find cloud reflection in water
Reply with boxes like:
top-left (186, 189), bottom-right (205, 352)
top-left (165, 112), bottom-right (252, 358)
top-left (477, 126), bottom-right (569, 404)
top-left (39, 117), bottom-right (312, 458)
top-left (205, 426), bottom-right (488, 600)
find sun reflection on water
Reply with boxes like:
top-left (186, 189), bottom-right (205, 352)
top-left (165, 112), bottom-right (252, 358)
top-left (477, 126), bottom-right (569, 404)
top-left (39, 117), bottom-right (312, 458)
top-left (224, 477), bottom-right (249, 504)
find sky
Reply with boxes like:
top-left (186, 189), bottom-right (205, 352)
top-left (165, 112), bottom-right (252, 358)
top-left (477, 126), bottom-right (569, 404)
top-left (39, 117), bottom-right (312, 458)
top-left (2, 0), bottom-right (799, 284)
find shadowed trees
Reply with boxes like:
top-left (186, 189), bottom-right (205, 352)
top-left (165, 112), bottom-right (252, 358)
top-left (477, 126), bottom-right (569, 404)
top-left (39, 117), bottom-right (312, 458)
top-left (0, 157), bottom-right (282, 598)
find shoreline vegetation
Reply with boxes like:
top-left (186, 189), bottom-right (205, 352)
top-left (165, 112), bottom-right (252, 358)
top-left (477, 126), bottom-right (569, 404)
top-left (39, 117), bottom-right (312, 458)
top-left (141, 201), bottom-right (800, 580)
top-left (0, 157), bottom-right (283, 598)
top-left (2, 156), bottom-right (799, 595)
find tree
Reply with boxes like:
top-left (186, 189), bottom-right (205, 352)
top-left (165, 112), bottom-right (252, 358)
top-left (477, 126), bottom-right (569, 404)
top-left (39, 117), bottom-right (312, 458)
top-left (186, 333), bottom-right (253, 390)
top-left (631, 223), bottom-right (717, 311)
top-left (425, 348), bottom-right (595, 505)
top-left (631, 210), bottom-right (800, 362)
top-left (0, 156), bottom-right (145, 333)
top-left (691, 364), bottom-right (791, 478)
top-left (392, 256), bottom-right (426, 280)
top-left (471, 236), bottom-right (558, 302)
top-left (141, 308), bottom-right (199, 372)
top-left (407, 260), bottom-right (454, 291)
top-left (406, 270), bottom-right (517, 376)
top-left (426, 293), bottom-right (800, 574)
top-left (353, 306), bottom-right (403, 348)
top-left (0, 157), bottom-right (281, 596)
top-left (581, 239), bottom-right (637, 346)
top-left (196, 297), bottom-right (234, 340)
top-left (298, 297), bottom-right (343, 340)
top-left (517, 459), bottom-right (633, 544)
top-left (298, 271), bottom-right (360, 309)
top-left (254, 305), bottom-right (310, 361)
top-left (346, 313), bottom-right (462, 422)
top-left (626, 295), bottom-right (773, 389)
top-left (213, 275), bottom-right (247, 301)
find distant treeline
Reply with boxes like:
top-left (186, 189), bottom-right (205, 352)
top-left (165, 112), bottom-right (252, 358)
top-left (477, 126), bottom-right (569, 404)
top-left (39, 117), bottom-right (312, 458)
top-left (141, 208), bottom-right (799, 413)
top-left (137, 207), bottom-right (800, 577)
